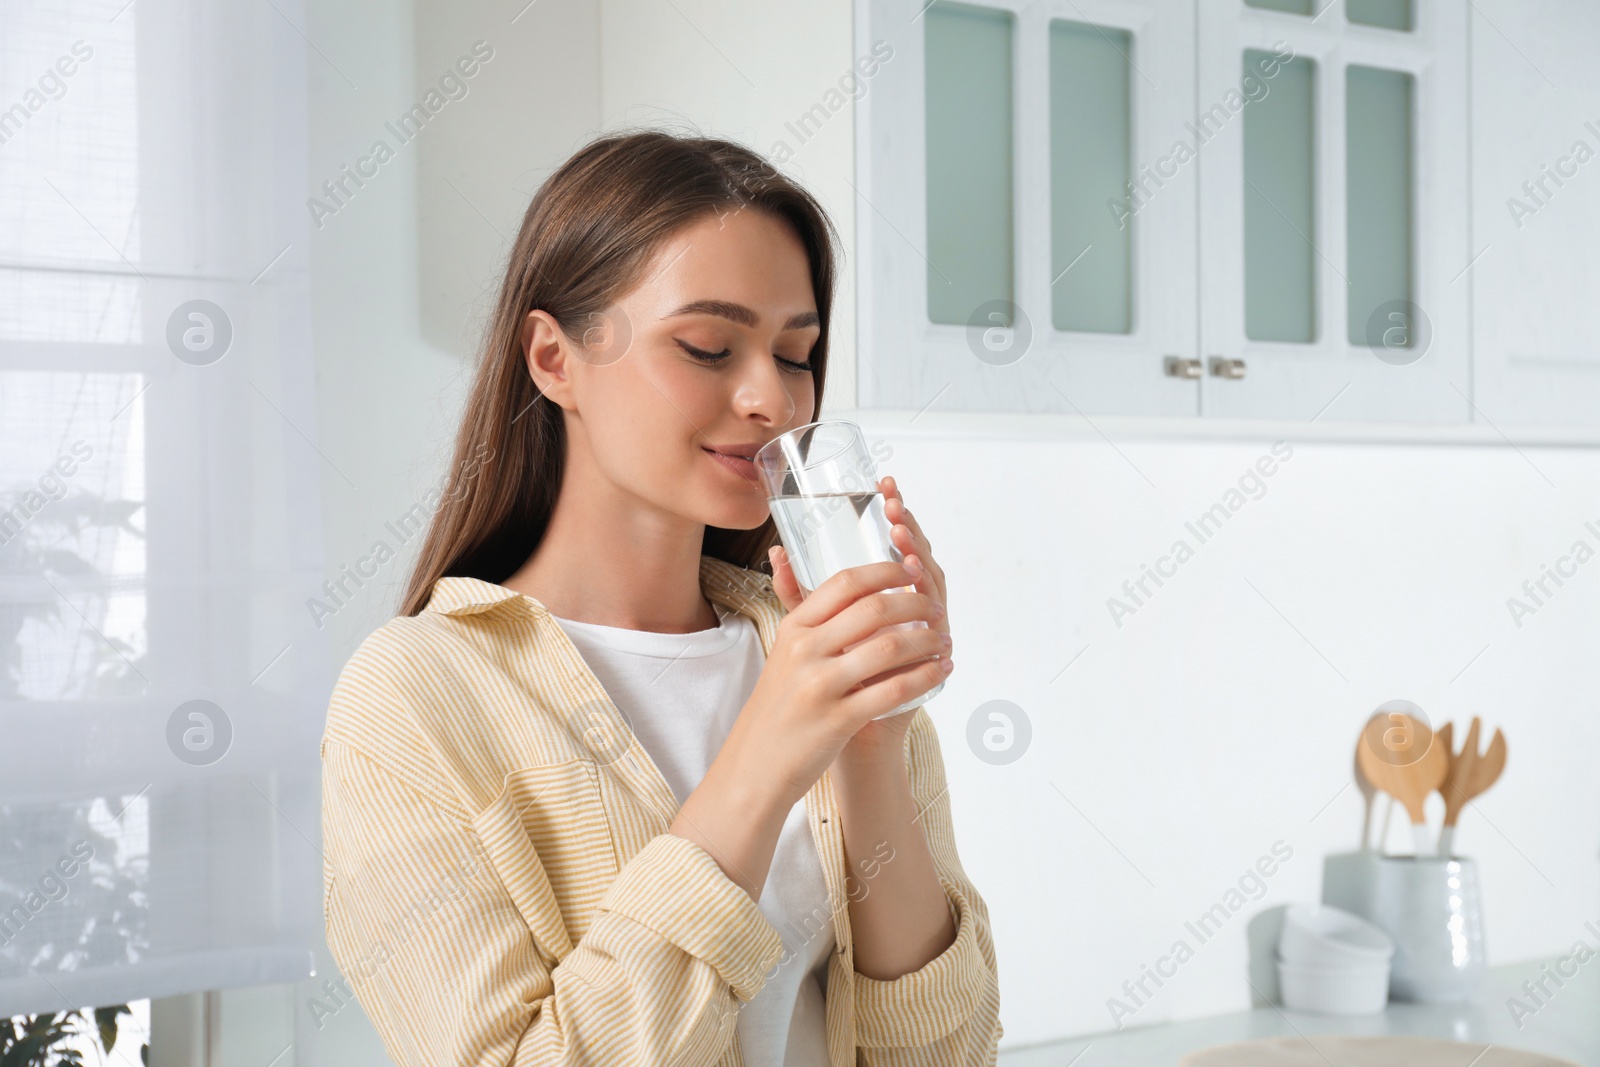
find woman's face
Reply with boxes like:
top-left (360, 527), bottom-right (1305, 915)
top-left (523, 207), bottom-right (821, 533)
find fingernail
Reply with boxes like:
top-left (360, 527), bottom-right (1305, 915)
top-left (904, 557), bottom-right (922, 578)
top-left (933, 601), bottom-right (945, 618)
top-left (939, 657), bottom-right (954, 673)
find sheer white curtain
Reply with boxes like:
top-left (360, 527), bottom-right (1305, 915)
top-left (0, 0), bottom-right (326, 1015)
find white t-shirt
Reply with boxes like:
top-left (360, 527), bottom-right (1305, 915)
top-left (552, 601), bottom-right (835, 1067)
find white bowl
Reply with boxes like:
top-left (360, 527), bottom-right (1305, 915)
top-left (1278, 903), bottom-right (1395, 966)
top-left (1277, 955), bottom-right (1390, 1015)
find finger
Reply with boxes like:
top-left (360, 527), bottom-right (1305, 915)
top-left (818, 588), bottom-right (945, 653)
top-left (881, 480), bottom-right (938, 574)
top-left (839, 655), bottom-right (952, 724)
top-left (877, 476), bottom-right (928, 567)
top-left (881, 476), bottom-right (911, 528)
top-left (901, 557), bottom-right (948, 638)
top-left (880, 476), bottom-right (931, 551)
top-left (892, 500), bottom-right (935, 564)
top-left (768, 544), bottom-right (806, 613)
top-left (834, 622), bottom-right (950, 688)
top-left (886, 513), bottom-right (947, 629)
top-left (885, 517), bottom-right (947, 635)
top-left (883, 479), bottom-right (921, 556)
top-left (788, 559), bottom-right (920, 628)
top-left (891, 527), bottom-right (929, 587)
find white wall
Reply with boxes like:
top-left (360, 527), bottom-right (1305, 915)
top-left (282, 0), bottom-right (1600, 1060)
top-left (294, 0), bottom-right (602, 1063)
top-left (856, 417), bottom-right (1600, 1046)
top-left (307, 0), bottom-right (602, 666)
top-left (599, 0), bottom-right (861, 414)
top-left (595, 0), bottom-right (1600, 1051)
top-left (414, 0), bottom-right (605, 358)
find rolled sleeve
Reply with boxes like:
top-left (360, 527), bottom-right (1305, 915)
top-left (597, 832), bottom-right (785, 1003)
top-left (322, 733), bottom-right (787, 1067)
top-left (851, 707), bottom-right (1003, 1063)
top-left (853, 875), bottom-right (987, 1048)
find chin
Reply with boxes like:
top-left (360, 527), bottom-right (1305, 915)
top-left (701, 491), bottom-right (771, 532)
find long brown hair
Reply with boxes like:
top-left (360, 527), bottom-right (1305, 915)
top-left (398, 129), bottom-right (839, 617)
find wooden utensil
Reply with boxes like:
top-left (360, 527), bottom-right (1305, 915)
top-left (1357, 710), bottom-right (1450, 856)
top-left (1353, 711), bottom-right (1387, 851)
top-left (1436, 716), bottom-right (1508, 857)
top-left (1429, 720), bottom-right (1453, 851)
top-left (1378, 794), bottom-right (1395, 851)
top-left (1354, 735), bottom-right (1377, 851)
top-left (1433, 720), bottom-right (1453, 847)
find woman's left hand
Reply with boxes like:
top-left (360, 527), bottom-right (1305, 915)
top-left (769, 475), bottom-right (950, 767)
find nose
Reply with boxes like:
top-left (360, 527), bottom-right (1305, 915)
top-left (730, 349), bottom-right (800, 427)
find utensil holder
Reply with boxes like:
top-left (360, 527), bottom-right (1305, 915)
top-left (1321, 850), bottom-right (1486, 1002)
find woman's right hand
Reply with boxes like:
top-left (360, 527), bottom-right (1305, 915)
top-left (667, 559), bottom-right (948, 901)
top-left (736, 558), bottom-right (950, 804)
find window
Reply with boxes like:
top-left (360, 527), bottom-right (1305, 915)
top-left (0, 0), bottom-right (327, 1017)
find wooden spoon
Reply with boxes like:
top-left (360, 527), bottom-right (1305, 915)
top-left (1357, 710), bottom-right (1450, 856)
top-left (1436, 716), bottom-right (1508, 857)
top-left (1353, 711), bottom-right (1386, 851)
top-left (1433, 720), bottom-right (1453, 848)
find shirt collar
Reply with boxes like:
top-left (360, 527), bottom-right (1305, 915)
top-left (420, 554), bottom-right (780, 620)
top-left (420, 575), bottom-right (526, 617)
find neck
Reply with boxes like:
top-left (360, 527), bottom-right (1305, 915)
top-left (500, 435), bottom-right (718, 634)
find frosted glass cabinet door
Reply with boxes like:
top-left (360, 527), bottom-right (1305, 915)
top-left (1346, 0), bottom-right (1413, 31)
top-left (1242, 50), bottom-right (1317, 345)
top-left (925, 2), bottom-right (1014, 326)
top-left (1245, 0), bottom-right (1314, 14)
top-left (1195, 1), bottom-right (1469, 423)
top-left (1345, 65), bottom-right (1414, 351)
top-left (1048, 19), bottom-right (1133, 335)
top-left (858, 0), bottom-right (1200, 418)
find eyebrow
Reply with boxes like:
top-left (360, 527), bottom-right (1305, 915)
top-left (664, 299), bottom-right (820, 331)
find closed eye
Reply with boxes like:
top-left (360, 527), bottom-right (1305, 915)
top-left (676, 339), bottom-right (813, 374)
top-left (676, 339), bottom-right (732, 363)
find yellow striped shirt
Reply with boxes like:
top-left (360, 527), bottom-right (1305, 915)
top-left (320, 553), bottom-right (1002, 1065)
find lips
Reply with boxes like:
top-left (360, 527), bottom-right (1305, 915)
top-left (703, 446), bottom-right (759, 481)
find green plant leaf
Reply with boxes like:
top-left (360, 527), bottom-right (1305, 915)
top-left (92, 1004), bottom-right (129, 1053)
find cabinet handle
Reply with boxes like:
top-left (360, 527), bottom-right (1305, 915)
top-left (1163, 356), bottom-right (1202, 380)
top-left (1208, 356), bottom-right (1247, 379)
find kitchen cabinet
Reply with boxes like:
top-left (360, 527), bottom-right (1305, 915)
top-left (1194, 1), bottom-right (1469, 422)
top-left (1467, 0), bottom-right (1600, 427)
top-left (859, 0), bottom-right (1199, 418)
top-left (858, 0), bottom-right (1600, 428)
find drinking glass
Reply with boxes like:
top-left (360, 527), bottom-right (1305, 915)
top-left (754, 420), bottom-right (944, 718)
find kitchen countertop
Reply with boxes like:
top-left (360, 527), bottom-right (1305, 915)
top-left (998, 956), bottom-right (1598, 1066)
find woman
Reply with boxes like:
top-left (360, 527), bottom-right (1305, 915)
top-left (320, 129), bottom-right (1001, 1066)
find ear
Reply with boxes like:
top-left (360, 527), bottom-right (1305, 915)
top-left (522, 309), bottom-right (575, 409)
top-left (768, 544), bottom-right (806, 613)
